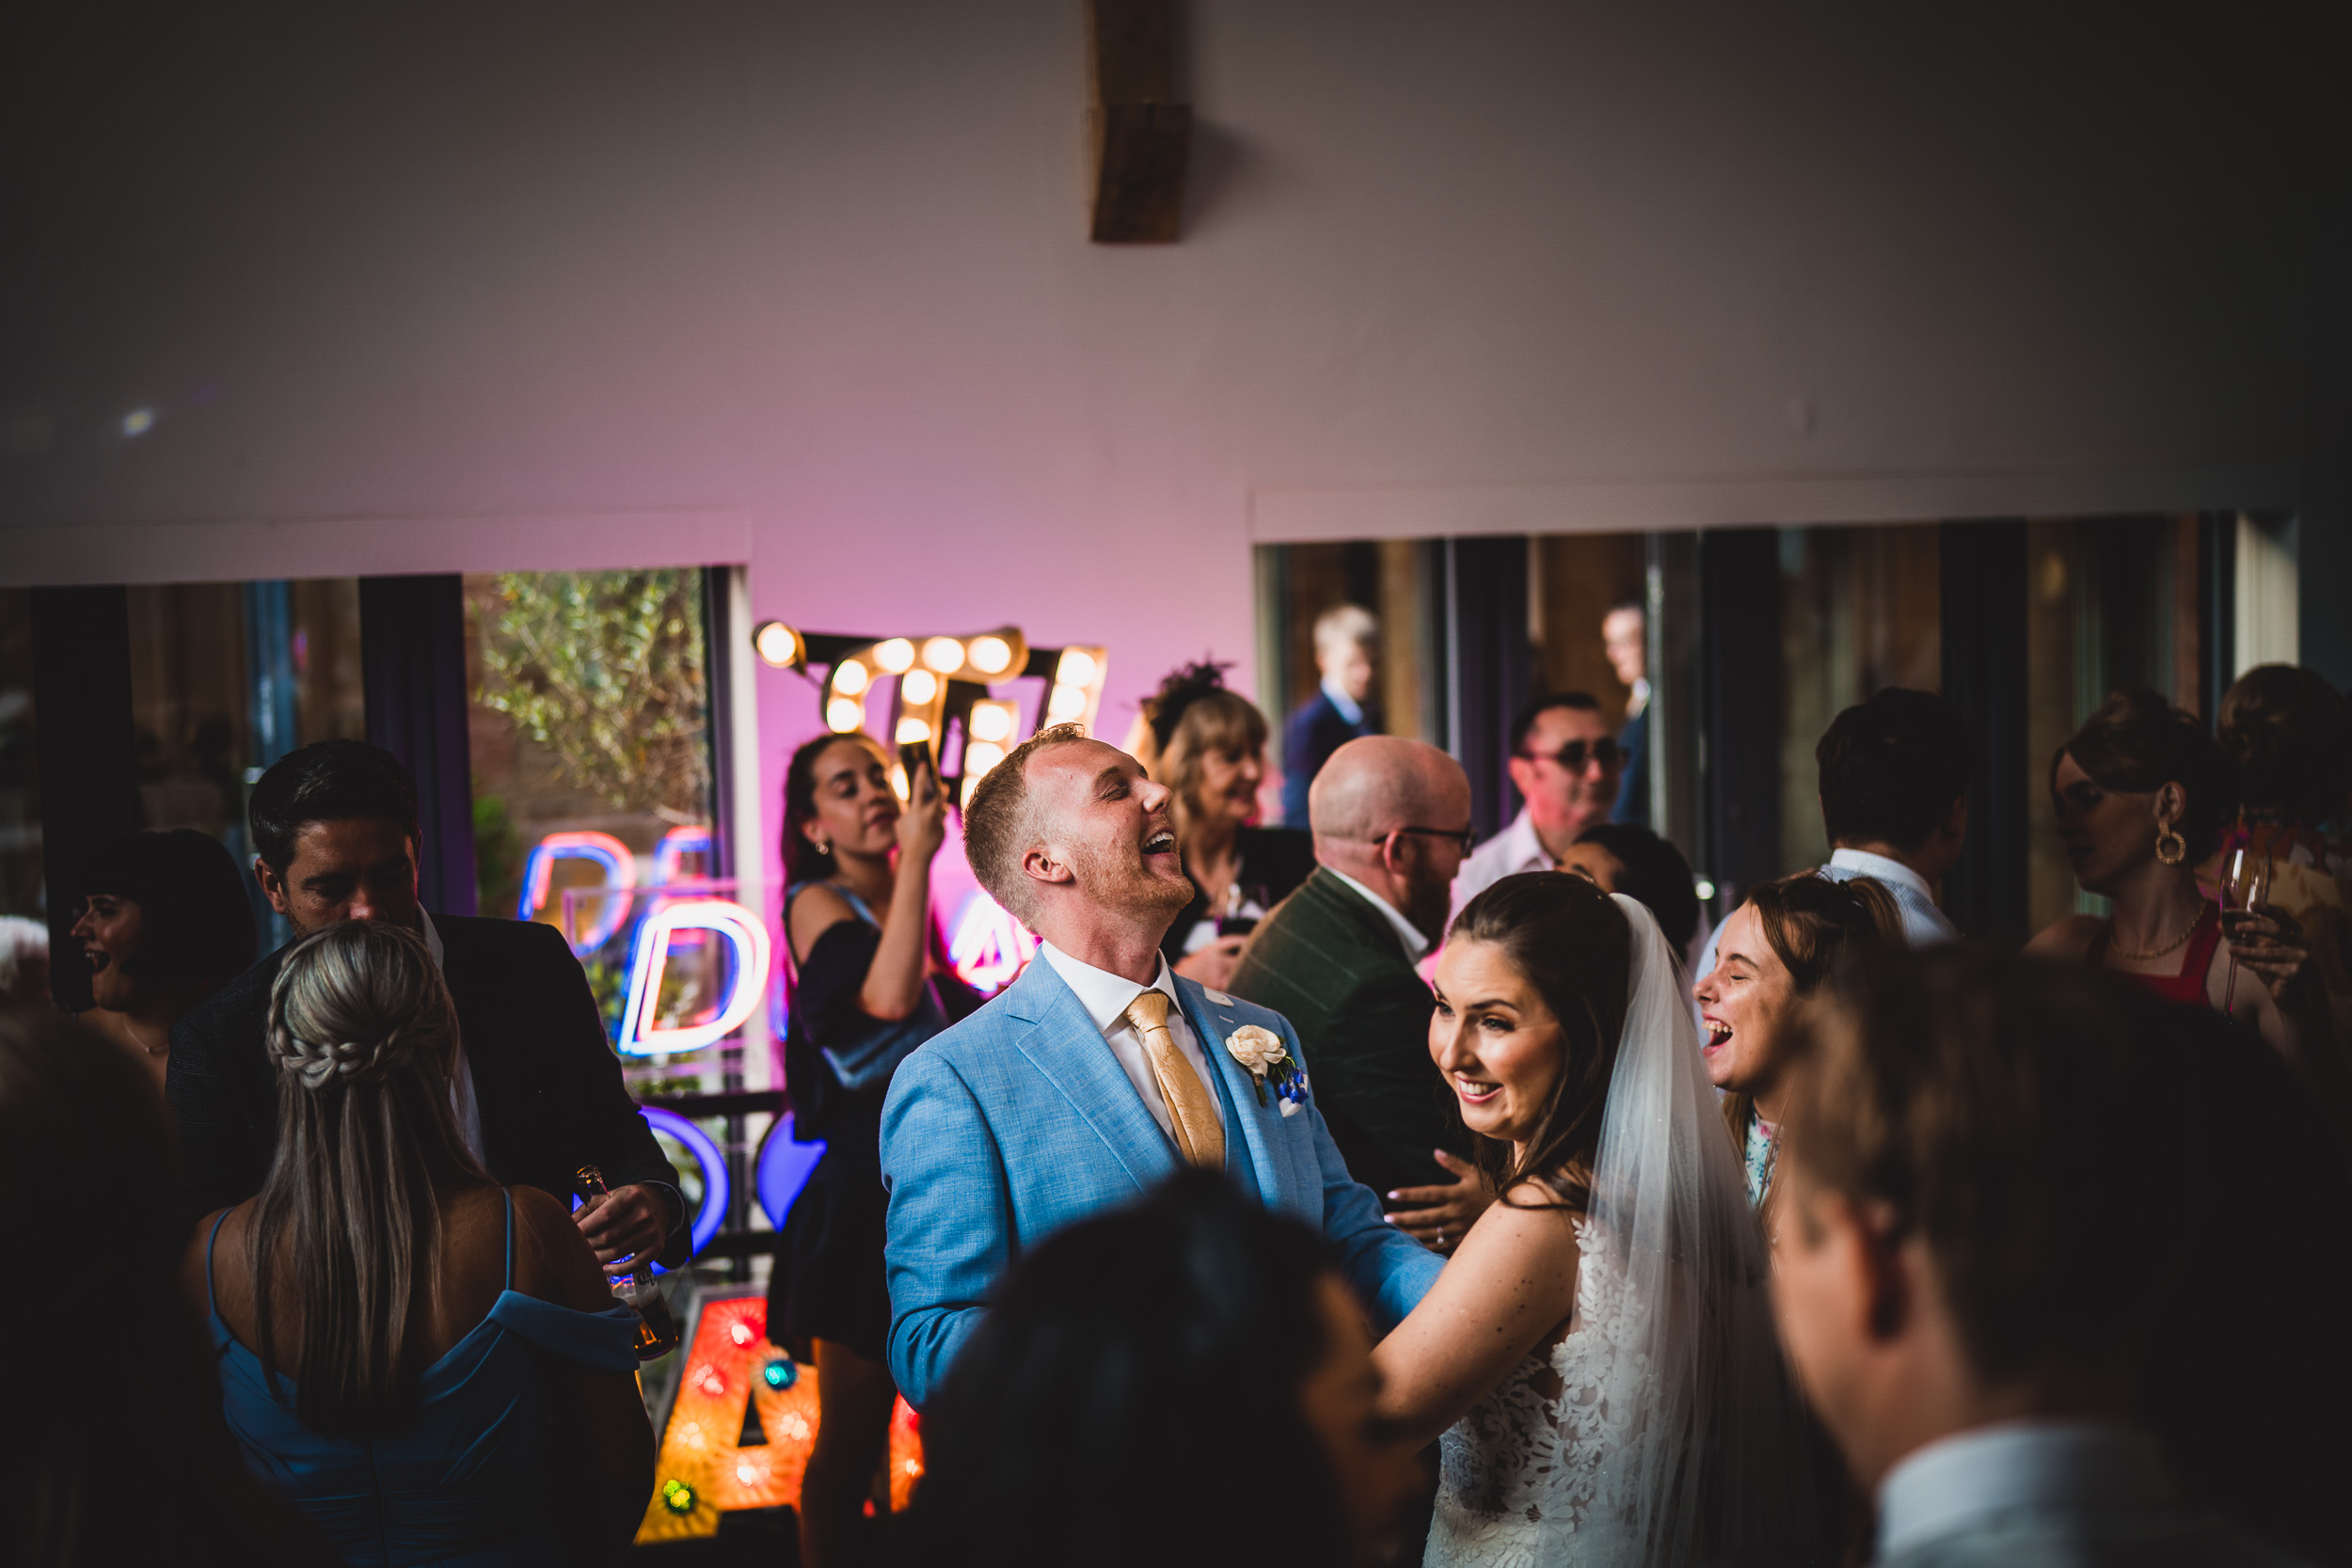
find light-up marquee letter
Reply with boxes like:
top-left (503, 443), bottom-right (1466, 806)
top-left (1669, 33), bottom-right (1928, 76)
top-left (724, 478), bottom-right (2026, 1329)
top-left (518, 832), bottom-right (638, 956)
top-left (619, 898), bottom-right (772, 1056)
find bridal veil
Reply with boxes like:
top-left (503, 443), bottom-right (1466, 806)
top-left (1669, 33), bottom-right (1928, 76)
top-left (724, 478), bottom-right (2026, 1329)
top-left (1533, 893), bottom-right (1820, 1567)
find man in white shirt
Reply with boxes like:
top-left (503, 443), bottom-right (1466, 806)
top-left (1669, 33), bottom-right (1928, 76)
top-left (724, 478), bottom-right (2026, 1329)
top-left (1694, 688), bottom-right (1971, 978)
top-left (1772, 949), bottom-right (2305, 1567)
top-left (1452, 692), bottom-right (1625, 915)
top-left (879, 723), bottom-right (1443, 1407)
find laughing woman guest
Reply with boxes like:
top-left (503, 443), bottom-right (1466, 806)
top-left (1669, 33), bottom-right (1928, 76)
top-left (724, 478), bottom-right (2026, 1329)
top-left (770, 730), bottom-right (965, 1568)
top-left (73, 830), bottom-right (256, 1092)
top-left (1692, 874), bottom-right (1899, 1212)
top-left (2026, 688), bottom-right (2346, 1116)
top-left (1126, 663), bottom-right (1313, 992)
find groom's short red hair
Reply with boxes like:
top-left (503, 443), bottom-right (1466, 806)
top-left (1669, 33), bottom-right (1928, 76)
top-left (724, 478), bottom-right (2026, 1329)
top-left (961, 722), bottom-right (1090, 927)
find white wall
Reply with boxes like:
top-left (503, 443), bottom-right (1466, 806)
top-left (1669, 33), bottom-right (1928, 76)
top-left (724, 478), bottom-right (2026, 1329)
top-left (4, 0), bottom-right (2339, 887)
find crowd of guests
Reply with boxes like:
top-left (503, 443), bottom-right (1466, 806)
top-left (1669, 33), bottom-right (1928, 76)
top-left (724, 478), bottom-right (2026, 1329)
top-left (5, 609), bottom-right (2351, 1567)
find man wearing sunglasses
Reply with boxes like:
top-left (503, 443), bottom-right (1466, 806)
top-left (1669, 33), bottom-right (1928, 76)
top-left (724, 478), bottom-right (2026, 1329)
top-left (1451, 692), bottom-right (1627, 916)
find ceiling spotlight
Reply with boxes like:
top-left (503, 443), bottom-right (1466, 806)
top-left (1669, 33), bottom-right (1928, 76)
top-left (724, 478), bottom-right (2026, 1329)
top-left (826, 696), bottom-right (866, 733)
top-left (921, 636), bottom-right (964, 674)
top-left (752, 621), bottom-right (803, 669)
top-left (1056, 648), bottom-right (1099, 689)
top-left (1047, 683), bottom-right (1089, 722)
top-left (900, 669), bottom-right (939, 705)
top-left (968, 702), bottom-right (1016, 744)
top-left (896, 716), bottom-right (933, 745)
top-left (966, 635), bottom-right (1013, 675)
top-left (833, 659), bottom-right (869, 697)
top-left (963, 740), bottom-right (1006, 777)
top-left (874, 639), bottom-right (915, 673)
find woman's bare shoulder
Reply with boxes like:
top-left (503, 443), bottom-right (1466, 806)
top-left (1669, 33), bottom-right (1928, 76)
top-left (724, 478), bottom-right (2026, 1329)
top-left (2026, 914), bottom-right (2105, 960)
top-left (510, 1185), bottom-right (613, 1311)
top-left (787, 883), bottom-right (856, 958)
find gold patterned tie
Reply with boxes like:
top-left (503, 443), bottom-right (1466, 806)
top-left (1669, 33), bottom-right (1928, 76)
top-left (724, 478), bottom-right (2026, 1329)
top-left (1121, 990), bottom-right (1226, 1170)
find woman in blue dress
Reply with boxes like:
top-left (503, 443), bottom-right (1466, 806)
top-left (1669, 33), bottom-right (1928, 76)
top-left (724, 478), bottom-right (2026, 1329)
top-left (185, 920), bottom-right (653, 1566)
top-left (768, 730), bottom-right (972, 1567)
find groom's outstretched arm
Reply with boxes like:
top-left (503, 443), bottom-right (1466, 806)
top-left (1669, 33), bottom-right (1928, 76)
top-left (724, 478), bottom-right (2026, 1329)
top-left (879, 1047), bottom-right (1012, 1409)
top-left (1289, 1020), bottom-right (1448, 1331)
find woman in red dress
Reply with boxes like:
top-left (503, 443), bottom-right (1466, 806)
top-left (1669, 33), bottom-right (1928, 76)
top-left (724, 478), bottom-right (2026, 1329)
top-left (2027, 688), bottom-right (2345, 1122)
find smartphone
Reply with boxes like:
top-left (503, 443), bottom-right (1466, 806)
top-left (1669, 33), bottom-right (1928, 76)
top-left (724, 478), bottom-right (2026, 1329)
top-left (898, 741), bottom-right (936, 794)
top-left (1216, 915), bottom-right (1259, 940)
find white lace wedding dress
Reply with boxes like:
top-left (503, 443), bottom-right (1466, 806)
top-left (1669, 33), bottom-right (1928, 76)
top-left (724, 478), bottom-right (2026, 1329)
top-left (1425, 1221), bottom-right (1645, 1567)
top-left (1422, 895), bottom-right (1816, 1568)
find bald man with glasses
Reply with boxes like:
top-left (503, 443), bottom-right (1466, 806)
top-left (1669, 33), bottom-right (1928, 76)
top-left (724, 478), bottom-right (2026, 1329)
top-left (1230, 736), bottom-right (1492, 1255)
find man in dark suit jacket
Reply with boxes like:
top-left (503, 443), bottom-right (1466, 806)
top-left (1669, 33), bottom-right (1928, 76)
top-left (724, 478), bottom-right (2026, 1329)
top-left (168, 739), bottom-right (686, 1270)
top-left (1231, 735), bottom-right (1490, 1253)
top-left (1280, 603), bottom-right (1382, 827)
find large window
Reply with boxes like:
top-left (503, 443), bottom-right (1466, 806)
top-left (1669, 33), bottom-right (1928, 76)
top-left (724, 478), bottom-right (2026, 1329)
top-left (125, 578), bottom-right (368, 951)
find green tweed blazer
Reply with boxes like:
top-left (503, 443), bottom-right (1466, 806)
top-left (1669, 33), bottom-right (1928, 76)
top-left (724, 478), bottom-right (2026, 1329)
top-left (1228, 867), bottom-right (1468, 1198)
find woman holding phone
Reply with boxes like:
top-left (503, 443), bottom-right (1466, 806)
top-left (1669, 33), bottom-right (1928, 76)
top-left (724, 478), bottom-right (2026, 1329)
top-left (770, 730), bottom-right (965, 1568)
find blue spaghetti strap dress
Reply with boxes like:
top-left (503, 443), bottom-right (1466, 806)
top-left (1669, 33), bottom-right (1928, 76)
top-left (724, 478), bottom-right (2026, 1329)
top-left (206, 1191), bottom-right (644, 1567)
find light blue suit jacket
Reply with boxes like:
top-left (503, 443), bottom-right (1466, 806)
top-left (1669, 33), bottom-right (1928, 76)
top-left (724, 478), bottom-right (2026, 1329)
top-left (879, 955), bottom-right (1446, 1407)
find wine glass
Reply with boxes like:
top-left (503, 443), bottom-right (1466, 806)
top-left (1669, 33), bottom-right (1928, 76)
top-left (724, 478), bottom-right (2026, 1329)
top-left (2218, 843), bottom-right (2272, 1016)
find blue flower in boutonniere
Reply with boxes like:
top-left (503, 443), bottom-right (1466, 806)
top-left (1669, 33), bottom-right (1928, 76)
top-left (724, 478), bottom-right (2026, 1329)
top-left (1225, 1024), bottom-right (1310, 1117)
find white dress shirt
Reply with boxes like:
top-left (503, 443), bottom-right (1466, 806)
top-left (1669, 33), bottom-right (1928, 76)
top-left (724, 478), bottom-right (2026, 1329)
top-left (1693, 847), bottom-right (1957, 983)
top-left (1450, 808), bottom-right (1551, 918)
top-left (1040, 942), bottom-right (1218, 1145)
top-left (1322, 675), bottom-right (1365, 727)
top-left (1325, 867), bottom-right (1432, 962)
top-left (1873, 1420), bottom-right (2289, 1566)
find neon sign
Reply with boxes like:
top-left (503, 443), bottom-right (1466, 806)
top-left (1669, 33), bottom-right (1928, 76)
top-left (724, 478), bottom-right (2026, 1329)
top-left (652, 825), bottom-right (715, 887)
top-left (518, 832), bottom-right (638, 956)
top-left (640, 1106), bottom-right (730, 1260)
top-left (947, 890), bottom-right (1038, 994)
top-left (619, 899), bottom-right (772, 1056)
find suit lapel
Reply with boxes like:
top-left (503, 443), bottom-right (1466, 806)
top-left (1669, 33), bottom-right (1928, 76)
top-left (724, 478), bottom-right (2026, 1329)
top-left (1176, 978), bottom-right (1294, 1215)
top-left (1003, 958), bottom-right (1179, 1196)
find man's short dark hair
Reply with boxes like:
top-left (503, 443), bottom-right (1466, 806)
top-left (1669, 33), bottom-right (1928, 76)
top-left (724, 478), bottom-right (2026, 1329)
top-left (248, 739), bottom-right (420, 873)
top-left (1571, 823), bottom-right (1699, 947)
top-left (1815, 689), bottom-right (1973, 851)
top-left (1509, 692), bottom-right (1601, 755)
top-left (1784, 949), bottom-right (2190, 1386)
top-left (1605, 596), bottom-right (1645, 619)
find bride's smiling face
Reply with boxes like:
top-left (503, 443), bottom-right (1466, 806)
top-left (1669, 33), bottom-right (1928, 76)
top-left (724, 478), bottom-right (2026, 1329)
top-left (1430, 938), bottom-right (1565, 1145)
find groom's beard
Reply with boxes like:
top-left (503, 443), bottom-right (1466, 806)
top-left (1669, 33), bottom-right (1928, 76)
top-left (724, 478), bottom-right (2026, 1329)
top-left (1066, 834), bottom-right (1195, 942)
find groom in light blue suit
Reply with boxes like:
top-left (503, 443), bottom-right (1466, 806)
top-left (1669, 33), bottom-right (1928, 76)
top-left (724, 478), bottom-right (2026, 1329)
top-left (880, 723), bottom-right (1446, 1408)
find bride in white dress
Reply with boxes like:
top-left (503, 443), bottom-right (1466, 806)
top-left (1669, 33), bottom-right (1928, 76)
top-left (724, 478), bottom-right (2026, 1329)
top-left (1373, 873), bottom-right (1819, 1568)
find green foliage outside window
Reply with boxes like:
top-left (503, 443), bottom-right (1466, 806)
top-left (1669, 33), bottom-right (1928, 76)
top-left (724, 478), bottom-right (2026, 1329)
top-left (474, 571), bottom-right (712, 820)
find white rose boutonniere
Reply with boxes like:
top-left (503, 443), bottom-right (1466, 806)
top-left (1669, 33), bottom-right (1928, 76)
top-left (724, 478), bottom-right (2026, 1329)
top-left (1225, 1024), bottom-right (1310, 1117)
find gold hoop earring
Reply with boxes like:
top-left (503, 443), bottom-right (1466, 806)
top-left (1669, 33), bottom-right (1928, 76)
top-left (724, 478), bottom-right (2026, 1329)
top-left (2156, 825), bottom-right (2186, 865)
top-left (814, 834), bottom-right (832, 855)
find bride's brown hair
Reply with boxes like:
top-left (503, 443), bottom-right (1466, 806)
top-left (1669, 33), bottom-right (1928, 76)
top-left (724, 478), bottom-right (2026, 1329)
top-left (1446, 872), bottom-right (1630, 1210)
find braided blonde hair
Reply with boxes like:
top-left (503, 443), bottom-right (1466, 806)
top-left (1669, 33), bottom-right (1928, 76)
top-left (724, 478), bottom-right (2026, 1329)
top-left (247, 921), bottom-right (486, 1435)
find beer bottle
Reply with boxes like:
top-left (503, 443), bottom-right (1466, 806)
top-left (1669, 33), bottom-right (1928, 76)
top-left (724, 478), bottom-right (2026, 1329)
top-left (576, 1164), bottom-right (684, 1360)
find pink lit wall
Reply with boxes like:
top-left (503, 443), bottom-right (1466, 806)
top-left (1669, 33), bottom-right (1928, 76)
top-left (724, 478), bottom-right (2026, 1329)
top-left (6, 2), bottom-right (2343, 860)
